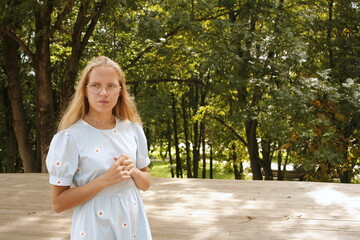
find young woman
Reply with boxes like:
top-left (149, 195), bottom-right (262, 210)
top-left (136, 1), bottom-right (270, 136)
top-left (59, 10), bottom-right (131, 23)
top-left (46, 56), bottom-right (152, 239)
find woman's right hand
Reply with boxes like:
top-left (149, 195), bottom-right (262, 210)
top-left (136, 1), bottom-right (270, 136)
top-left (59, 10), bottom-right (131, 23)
top-left (51, 156), bottom-right (132, 213)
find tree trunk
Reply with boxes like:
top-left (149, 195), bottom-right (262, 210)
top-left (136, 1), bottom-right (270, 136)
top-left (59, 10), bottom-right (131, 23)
top-left (167, 121), bottom-right (175, 178)
top-left (2, 86), bottom-right (18, 172)
top-left (232, 144), bottom-right (241, 180)
top-left (200, 90), bottom-right (206, 179)
top-left (60, 0), bottom-right (108, 112)
top-left (277, 150), bottom-right (284, 181)
top-left (340, 169), bottom-right (350, 183)
top-left (192, 121), bottom-right (199, 178)
top-left (192, 83), bottom-right (200, 178)
top-left (245, 119), bottom-right (263, 180)
top-left (171, 94), bottom-right (182, 178)
top-left (2, 33), bottom-right (36, 172)
top-left (181, 96), bottom-right (193, 178)
top-left (327, 0), bottom-right (334, 70)
top-left (6, 114), bottom-right (18, 173)
top-left (261, 139), bottom-right (273, 180)
top-left (201, 121), bottom-right (206, 178)
top-left (34, 4), bottom-right (56, 172)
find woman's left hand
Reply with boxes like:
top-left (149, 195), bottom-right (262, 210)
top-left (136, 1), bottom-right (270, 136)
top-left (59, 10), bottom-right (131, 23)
top-left (115, 154), bottom-right (151, 191)
top-left (118, 154), bottom-right (138, 177)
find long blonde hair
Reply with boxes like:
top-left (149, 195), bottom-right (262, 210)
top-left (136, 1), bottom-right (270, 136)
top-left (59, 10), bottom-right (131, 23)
top-left (58, 56), bottom-right (141, 131)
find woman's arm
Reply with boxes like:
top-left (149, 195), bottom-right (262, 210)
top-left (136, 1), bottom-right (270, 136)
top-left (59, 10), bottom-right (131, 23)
top-left (131, 167), bottom-right (151, 191)
top-left (50, 158), bottom-right (130, 213)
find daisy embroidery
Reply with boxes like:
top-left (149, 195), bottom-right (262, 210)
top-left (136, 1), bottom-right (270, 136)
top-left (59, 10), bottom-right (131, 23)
top-left (79, 231), bottom-right (86, 237)
top-left (76, 168), bottom-right (81, 173)
top-left (57, 180), bottom-right (62, 185)
top-left (122, 221), bottom-right (128, 229)
top-left (133, 233), bottom-right (137, 239)
top-left (113, 129), bottom-right (118, 134)
top-left (95, 148), bottom-right (101, 154)
top-left (97, 210), bottom-right (104, 217)
top-left (55, 161), bottom-right (62, 167)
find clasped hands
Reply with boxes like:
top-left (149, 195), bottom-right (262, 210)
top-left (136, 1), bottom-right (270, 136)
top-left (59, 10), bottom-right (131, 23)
top-left (104, 154), bottom-right (138, 185)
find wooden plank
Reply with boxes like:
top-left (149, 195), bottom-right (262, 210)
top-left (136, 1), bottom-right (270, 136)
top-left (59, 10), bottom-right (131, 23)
top-left (0, 173), bottom-right (359, 240)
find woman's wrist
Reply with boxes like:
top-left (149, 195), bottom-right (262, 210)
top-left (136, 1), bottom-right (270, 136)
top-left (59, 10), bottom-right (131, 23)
top-left (131, 167), bottom-right (142, 178)
top-left (97, 173), bottom-right (112, 189)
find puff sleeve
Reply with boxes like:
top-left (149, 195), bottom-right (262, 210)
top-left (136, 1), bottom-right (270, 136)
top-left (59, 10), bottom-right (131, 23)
top-left (46, 130), bottom-right (79, 186)
top-left (132, 123), bottom-right (151, 169)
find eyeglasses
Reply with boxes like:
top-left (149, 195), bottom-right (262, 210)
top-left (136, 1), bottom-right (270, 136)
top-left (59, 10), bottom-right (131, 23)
top-left (87, 83), bottom-right (121, 95)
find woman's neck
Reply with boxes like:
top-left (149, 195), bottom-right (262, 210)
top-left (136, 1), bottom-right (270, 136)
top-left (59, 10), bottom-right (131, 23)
top-left (84, 113), bottom-right (115, 129)
top-left (86, 113), bottom-right (113, 123)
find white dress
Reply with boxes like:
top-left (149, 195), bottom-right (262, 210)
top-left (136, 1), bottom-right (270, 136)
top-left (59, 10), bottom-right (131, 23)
top-left (46, 119), bottom-right (152, 240)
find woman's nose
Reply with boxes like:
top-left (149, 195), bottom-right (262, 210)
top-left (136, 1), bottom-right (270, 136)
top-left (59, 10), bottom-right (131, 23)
top-left (99, 86), bottom-right (109, 96)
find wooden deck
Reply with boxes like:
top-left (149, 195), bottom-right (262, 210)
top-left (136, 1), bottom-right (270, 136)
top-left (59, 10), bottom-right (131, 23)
top-left (0, 174), bottom-right (359, 240)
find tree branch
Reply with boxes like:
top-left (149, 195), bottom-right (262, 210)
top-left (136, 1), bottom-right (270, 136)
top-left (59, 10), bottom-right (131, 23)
top-left (126, 78), bottom-right (205, 86)
top-left (48, 0), bottom-right (76, 37)
top-left (124, 27), bottom-right (182, 70)
top-left (0, 26), bottom-right (34, 63)
top-left (80, 0), bottom-right (108, 55)
top-left (213, 116), bottom-right (248, 146)
top-left (193, 8), bottom-right (231, 21)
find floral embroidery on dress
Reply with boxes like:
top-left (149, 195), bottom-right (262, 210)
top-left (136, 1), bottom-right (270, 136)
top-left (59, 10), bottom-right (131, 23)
top-left (55, 161), bottom-right (62, 167)
top-left (76, 168), bottom-right (81, 173)
top-left (133, 233), bottom-right (137, 239)
top-left (133, 201), bottom-right (138, 207)
top-left (113, 129), bottom-right (118, 134)
top-left (95, 148), bottom-right (101, 153)
top-left (122, 221), bottom-right (128, 229)
top-left (79, 231), bottom-right (86, 237)
top-left (57, 180), bottom-right (62, 185)
top-left (97, 210), bottom-right (104, 217)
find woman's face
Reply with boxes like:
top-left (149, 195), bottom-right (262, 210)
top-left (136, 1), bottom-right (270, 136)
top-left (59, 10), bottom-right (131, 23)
top-left (86, 65), bottom-right (121, 116)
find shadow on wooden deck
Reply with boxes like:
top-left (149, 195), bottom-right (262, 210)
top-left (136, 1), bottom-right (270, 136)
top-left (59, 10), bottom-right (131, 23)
top-left (0, 173), bottom-right (359, 240)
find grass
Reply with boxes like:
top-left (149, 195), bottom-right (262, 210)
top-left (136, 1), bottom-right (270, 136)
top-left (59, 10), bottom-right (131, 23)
top-left (148, 161), bottom-right (173, 178)
top-left (149, 160), bottom-right (236, 179)
top-left (148, 159), bottom-right (360, 183)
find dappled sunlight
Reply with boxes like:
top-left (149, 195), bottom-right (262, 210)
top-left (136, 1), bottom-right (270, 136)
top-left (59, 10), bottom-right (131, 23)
top-left (2, 174), bottom-right (360, 239)
top-left (240, 199), bottom-right (276, 210)
top-left (290, 231), bottom-right (334, 240)
top-left (308, 186), bottom-right (360, 220)
top-left (143, 179), bottom-right (248, 238)
top-left (0, 212), bottom-right (70, 232)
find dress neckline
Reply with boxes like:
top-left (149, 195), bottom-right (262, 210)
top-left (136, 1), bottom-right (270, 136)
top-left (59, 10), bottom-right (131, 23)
top-left (81, 118), bottom-right (118, 131)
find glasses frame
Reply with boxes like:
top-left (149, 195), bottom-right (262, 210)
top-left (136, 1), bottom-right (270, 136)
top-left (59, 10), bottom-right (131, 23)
top-left (86, 83), bottom-right (122, 95)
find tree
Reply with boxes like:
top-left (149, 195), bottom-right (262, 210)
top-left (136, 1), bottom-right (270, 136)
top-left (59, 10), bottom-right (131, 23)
top-left (1, 0), bottom-right (109, 172)
top-left (1, 1), bottom-right (36, 172)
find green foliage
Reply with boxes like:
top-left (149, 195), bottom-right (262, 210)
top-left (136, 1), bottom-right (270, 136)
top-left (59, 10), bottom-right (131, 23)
top-left (0, 0), bottom-right (359, 181)
top-left (150, 160), bottom-right (235, 180)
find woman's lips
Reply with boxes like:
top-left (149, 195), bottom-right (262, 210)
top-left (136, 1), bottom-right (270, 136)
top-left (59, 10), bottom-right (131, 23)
top-left (98, 100), bottom-right (109, 104)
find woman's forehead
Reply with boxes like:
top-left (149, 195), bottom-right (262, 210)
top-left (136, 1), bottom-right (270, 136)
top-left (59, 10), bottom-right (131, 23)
top-left (88, 65), bottom-right (120, 82)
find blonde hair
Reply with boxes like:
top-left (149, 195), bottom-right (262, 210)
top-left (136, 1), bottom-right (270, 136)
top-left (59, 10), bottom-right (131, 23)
top-left (58, 56), bottom-right (141, 131)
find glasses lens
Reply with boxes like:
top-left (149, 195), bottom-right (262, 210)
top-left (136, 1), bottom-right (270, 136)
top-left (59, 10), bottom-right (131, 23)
top-left (87, 84), bottom-right (120, 94)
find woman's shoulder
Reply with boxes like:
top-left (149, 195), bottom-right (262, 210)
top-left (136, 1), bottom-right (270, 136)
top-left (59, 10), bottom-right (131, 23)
top-left (115, 118), bottom-right (134, 127)
top-left (117, 118), bottom-right (142, 129)
top-left (54, 120), bottom-right (86, 138)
